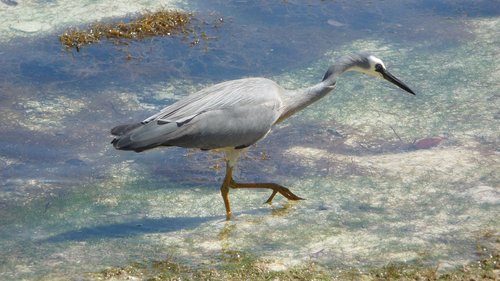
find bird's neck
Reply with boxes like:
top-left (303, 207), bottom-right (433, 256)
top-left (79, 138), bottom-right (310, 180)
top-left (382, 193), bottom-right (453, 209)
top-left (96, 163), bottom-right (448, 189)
top-left (275, 55), bottom-right (360, 123)
top-left (276, 79), bottom-right (336, 123)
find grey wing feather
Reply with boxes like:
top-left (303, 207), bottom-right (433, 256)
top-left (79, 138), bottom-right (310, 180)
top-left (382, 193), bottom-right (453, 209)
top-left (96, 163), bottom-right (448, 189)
top-left (113, 78), bottom-right (284, 151)
top-left (143, 78), bottom-right (282, 123)
top-left (112, 121), bottom-right (179, 151)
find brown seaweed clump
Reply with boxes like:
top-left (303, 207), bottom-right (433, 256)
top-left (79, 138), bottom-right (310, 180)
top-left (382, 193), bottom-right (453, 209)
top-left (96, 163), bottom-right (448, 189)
top-left (59, 10), bottom-right (198, 51)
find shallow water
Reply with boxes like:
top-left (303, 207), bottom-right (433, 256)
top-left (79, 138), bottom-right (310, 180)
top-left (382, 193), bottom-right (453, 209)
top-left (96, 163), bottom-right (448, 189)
top-left (0, 0), bottom-right (499, 280)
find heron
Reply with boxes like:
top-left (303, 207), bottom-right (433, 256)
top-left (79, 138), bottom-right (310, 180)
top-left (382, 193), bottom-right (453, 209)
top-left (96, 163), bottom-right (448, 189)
top-left (111, 52), bottom-right (415, 220)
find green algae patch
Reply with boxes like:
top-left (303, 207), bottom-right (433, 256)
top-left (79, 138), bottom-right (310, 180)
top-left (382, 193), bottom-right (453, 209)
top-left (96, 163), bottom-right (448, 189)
top-left (88, 251), bottom-right (333, 281)
top-left (59, 10), bottom-right (202, 51)
top-left (87, 236), bottom-right (499, 280)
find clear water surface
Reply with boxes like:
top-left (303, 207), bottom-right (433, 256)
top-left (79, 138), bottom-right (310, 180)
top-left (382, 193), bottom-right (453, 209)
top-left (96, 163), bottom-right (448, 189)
top-left (0, 0), bottom-right (498, 279)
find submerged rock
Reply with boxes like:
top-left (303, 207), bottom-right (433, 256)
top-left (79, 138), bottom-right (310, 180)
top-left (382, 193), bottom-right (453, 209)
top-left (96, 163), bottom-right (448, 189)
top-left (466, 185), bottom-right (500, 204)
top-left (10, 21), bottom-right (46, 33)
top-left (65, 159), bottom-right (87, 167)
top-left (413, 137), bottom-right (443, 150)
top-left (1, 0), bottom-right (18, 7)
top-left (327, 19), bottom-right (346, 27)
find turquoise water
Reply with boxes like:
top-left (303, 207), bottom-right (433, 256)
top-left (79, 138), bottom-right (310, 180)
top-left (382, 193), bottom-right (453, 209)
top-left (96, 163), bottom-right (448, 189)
top-left (0, 1), bottom-right (498, 279)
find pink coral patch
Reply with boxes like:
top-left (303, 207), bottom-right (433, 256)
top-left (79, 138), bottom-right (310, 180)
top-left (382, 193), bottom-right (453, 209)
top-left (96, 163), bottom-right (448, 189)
top-left (414, 137), bottom-right (443, 150)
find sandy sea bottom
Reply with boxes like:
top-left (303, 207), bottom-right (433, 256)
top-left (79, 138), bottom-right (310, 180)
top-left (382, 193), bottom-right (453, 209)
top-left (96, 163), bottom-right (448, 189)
top-left (0, 1), bottom-right (498, 279)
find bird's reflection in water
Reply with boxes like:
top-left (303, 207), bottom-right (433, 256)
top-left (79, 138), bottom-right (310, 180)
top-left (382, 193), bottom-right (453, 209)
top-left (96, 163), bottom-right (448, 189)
top-left (218, 221), bottom-right (236, 244)
top-left (217, 200), bottom-right (298, 252)
top-left (218, 221), bottom-right (236, 254)
top-left (270, 200), bottom-right (298, 217)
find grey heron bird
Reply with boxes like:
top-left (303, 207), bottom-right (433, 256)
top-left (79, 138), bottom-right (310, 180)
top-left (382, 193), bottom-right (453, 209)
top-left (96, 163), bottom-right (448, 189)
top-left (111, 52), bottom-right (415, 220)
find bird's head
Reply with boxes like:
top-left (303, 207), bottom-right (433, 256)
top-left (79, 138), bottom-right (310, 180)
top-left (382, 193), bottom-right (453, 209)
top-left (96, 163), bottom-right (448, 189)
top-left (349, 53), bottom-right (415, 95)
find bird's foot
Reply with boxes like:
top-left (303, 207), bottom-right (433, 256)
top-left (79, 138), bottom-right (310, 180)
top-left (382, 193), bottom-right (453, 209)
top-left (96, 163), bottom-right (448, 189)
top-left (223, 178), bottom-right (304, 219)
top-left (228, 181), bottom-right (303, 203)
top-left (264, 185), bottom-right (304, 204)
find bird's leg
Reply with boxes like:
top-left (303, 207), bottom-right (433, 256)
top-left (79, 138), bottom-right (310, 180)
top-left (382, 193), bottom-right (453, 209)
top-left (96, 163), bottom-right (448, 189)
top-left (220, 162), bottom-right (234, 220)
top-left (229, 182), bottom-right (304, 204)
top-left (220, 157), bottom-right (303, 220)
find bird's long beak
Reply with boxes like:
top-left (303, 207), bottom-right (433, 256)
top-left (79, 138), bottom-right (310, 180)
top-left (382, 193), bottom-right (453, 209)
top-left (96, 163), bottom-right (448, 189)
top-left (380, 69), bottom-right (415, 95)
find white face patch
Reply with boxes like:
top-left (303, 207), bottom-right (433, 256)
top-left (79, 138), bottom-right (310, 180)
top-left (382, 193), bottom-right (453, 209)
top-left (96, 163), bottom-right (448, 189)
top-left (368, 55), bottom-right (386, 70)
top-left (345, 54), bottom-right (387, 79)
top-left (367, 55), bottom-right (386, 78)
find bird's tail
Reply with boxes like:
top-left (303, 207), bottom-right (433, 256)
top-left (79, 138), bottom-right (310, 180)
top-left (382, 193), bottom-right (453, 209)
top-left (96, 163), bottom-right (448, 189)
top-left (110, 121), bottom-right (179, 152)
top-left (110, 122), bottom-right (148, 152)
top-left (111, 123), bottom-right (143, 136)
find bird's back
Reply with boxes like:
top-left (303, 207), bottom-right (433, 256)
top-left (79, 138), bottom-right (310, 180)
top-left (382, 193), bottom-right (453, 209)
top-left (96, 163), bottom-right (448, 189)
top-left (111, 78), bottom-right (285, 152)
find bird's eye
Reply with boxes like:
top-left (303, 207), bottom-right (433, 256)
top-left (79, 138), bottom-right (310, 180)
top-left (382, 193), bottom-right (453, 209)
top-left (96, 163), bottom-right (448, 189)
top-left (375, 64), bottom-right (384, 72)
